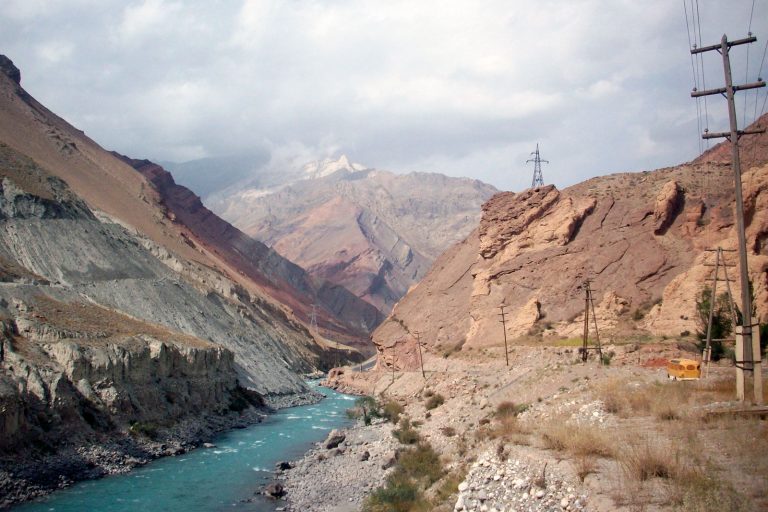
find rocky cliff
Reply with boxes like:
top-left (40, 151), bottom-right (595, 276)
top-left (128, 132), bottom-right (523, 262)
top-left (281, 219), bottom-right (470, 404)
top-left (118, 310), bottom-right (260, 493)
top-left (209, 158), bottom-right (497, 313)
top-left (371, 115), bottom-right (768, 364)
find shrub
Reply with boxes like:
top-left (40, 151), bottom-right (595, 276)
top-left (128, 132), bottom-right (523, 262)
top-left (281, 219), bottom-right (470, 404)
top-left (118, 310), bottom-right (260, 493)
top-left (619, 442), bottom-right (675, 481)
top-left (346, 396), bottom-right (379, 425)
top-left (381, 400), bottom-right (404, 423)
top-left (128, 421), bottom-right (159, 440)
top-left (425, 394), bottom-right (445, 410)
top-left (393, 417), bottom-right (420, 445)
top-left (363, 442), bottom-right (444, 512)
top-left (398, 443), bottom-right (443, 485)
top-left (441, 426), bottom-right (456, 437)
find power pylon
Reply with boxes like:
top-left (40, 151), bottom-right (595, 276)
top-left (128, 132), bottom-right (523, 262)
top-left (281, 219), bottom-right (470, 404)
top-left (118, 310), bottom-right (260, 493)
top-left (526, 143), bottom-right (549, 188)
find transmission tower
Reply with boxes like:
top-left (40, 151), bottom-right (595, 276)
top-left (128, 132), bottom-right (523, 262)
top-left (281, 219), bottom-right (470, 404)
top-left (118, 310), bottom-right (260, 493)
top-left (309, 303), bottom-right (318, 332)
top-left (526, 143), bottom-right (549, 188)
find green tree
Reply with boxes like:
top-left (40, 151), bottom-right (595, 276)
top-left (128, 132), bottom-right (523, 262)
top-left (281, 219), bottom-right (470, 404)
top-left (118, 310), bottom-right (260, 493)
top-left (696, 286), bottom-right (734, 361)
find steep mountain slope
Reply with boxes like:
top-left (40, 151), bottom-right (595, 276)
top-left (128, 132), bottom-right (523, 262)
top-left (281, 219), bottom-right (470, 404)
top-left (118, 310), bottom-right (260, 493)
top-left (0, 55), bottom-right (379, 351)
top-left (371, 114), bottom-right (768, 360)
top-left (209, 157), bottom-right (497, 312)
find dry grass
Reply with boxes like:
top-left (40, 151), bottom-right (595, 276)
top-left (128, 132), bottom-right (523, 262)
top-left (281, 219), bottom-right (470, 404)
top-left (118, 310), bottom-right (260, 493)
top-left (540, 422), bottom-right (614, 458)
top-left (619, 440), bottom-right (676, 481)
top-left (598, 379), bottom-right (695, 420)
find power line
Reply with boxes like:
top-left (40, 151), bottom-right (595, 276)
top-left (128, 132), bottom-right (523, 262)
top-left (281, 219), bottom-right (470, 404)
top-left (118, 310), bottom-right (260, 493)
top-left (693, 0), bottom-right (711, 146)
top-left (684, 0), bottom-right (704, 154)
top-left (743, 0), bottom-right (756, 127)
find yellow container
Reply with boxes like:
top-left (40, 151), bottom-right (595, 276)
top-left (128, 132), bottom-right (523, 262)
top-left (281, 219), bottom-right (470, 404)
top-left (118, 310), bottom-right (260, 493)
top-left (666, 358), bottom-right (701, 380)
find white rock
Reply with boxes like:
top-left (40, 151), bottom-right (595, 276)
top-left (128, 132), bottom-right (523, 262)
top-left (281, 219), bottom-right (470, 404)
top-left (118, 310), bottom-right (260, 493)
top-left (561, 497), bottom-right (570, 508)
top-left (455, 496), bottom-right (465, 510)
top-left (493, 474), bottom-right (501, 481)
top-left (459, 482), bottom-right (470, 492)
top-left (521, 492), bottom-right (528, 499)
top-left (535, 489), bottom-right (545, 499)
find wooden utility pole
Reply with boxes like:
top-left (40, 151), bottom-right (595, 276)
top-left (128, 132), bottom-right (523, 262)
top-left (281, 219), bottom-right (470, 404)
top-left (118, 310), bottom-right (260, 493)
top-left (580, 280), bottom-right (602, 363)
top-left (499, 305), bottom-right (509, 366)
top-left (691, 34), bottom-right (765, 403)
top-left (415, 331), bottom-right (426, 379)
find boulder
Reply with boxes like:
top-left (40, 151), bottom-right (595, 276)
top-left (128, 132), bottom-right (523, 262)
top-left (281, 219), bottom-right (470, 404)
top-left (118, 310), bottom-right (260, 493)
top-left (324, 429), bottom-right (346, 449)
top-left (263, 482), bottom-right (285, 499)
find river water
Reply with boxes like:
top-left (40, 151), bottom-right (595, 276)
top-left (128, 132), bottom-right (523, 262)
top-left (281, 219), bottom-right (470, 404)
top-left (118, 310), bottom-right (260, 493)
top-left (14, 383), bottom-right (354, 512)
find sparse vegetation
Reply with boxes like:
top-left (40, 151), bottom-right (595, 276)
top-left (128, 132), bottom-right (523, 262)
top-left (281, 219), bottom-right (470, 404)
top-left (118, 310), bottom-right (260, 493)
top-left (347, 396), bottom-right (380, 425)
top-left (363, 442), bottom-right (445, 512)
top-left (425, 394), bottom-right (445, 410)
top-left (393, 417), bottom-right (420, 445)
top-left (382, 399), bottom-right (405, 423)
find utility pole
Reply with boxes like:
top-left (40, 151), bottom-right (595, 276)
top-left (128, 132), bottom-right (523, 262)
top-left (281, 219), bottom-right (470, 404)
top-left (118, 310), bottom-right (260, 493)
top-left (499, 305), bottom-right (509, 366)
top-left (703, 248), bottom-right (738, 378)
top-left (691, 34), bottom-right (765, 404)
top-left (526, 143), bottom-right (549, 188)
top-left (415, 331), bottom-right (426, 380)
top-left (580, 280), bottom-right (602, 363)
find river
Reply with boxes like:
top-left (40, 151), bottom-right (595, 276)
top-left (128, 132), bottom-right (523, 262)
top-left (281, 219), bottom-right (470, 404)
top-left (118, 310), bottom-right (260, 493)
top-left (13, 383), bottom-right (354, 512)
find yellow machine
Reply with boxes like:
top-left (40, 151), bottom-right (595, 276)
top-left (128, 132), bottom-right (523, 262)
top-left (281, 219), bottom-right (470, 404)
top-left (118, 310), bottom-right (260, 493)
top-left (666, 358), bottom-right (701, 380)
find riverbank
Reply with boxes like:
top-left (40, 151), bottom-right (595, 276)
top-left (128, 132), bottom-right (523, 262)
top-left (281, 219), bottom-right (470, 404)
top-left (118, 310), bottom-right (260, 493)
top-left (1, 389), bottom-right (323, 510)
top-left (279, 419), bottom-right (398, 512)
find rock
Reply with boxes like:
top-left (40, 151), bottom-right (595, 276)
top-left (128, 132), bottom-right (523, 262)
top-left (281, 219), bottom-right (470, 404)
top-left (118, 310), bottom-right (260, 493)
top-left (359, 451), bottom-right (370, 461)
top-left (458, 481), bottom-right (469, 492)
top-left (324, 430), bottom-right (346, 449)
top-left (202, 443), bottom-right (216, 449)
top-left (275, 461), bottom-right (293, 471)
top-left (535, 489), bottom-right (545, 499)
top-left (263, 482), bottom-right (285, 499)
top-left (478, 489), bottom-right (488, 501)
top-left (479, 398), bottom-right (489, 409)
top-left (455, 495), bottom-right (465, 510)
top-left (561, 497), bottom-right (570, 508)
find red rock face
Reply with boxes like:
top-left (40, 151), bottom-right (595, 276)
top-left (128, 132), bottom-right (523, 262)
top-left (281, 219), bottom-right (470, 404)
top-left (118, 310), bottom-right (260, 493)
top-left (372, 117), bottom-right (768, 353)
top-left (114, 155), bottom-right (382, 344)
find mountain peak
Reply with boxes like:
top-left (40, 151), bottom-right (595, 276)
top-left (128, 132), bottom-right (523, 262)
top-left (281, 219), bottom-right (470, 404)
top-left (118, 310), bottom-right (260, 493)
top-left (302, 154), bottom-right (365, 179)
top-left (0, 55), bottom-right (21, 85)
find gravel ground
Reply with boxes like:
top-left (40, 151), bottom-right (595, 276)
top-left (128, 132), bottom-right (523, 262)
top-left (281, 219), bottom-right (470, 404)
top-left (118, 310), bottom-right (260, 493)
top-left (278, 419), bottom-right (399, 512)
top-left (454, 448), bottom-right (589, 512)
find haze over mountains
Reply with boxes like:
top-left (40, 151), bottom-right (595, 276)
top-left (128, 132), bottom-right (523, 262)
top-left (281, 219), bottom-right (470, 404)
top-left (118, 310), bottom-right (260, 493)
top-left (174, 154), bottom-right (498, 313)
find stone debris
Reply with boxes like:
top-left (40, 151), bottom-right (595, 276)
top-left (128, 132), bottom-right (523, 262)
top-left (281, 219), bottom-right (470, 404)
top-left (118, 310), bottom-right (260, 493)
top-left (453, 449), bottom-right (589, 512)
top-left (281, 419), bottom-right (399, 511)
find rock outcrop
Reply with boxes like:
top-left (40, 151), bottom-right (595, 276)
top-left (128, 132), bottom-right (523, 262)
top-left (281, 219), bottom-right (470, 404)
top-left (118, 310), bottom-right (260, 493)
top-left (371, 114), bottom-right (768, 358)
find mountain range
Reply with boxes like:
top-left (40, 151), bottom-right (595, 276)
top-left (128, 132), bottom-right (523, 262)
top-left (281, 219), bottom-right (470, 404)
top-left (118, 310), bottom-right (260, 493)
top-left (198, 155), bottom-right (498, 313)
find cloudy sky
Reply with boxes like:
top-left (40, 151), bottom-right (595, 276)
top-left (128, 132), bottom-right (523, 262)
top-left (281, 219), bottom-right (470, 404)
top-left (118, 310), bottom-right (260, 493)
top-left (1, 0), bottom-right (766, 191)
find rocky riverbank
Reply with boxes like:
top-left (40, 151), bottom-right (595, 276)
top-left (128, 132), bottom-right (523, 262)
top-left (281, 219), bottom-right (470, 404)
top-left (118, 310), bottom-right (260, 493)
top-left (276, 419), bottom-right (398, 512)
top-left (0, 388), bottom-right (323, 510)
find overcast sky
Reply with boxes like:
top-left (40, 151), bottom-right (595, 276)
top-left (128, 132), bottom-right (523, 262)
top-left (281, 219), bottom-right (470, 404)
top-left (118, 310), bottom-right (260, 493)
top-left (1, 0), bottom-right (767, 191)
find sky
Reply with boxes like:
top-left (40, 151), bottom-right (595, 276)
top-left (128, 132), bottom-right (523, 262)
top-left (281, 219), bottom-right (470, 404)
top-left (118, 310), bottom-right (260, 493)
top-left (1, 0), bottom-right (767, 192)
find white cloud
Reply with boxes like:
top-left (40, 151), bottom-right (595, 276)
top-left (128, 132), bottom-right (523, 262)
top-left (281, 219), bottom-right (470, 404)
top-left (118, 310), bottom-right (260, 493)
top-left (36, 41), bottom-right (74, 64)
top-left (0, 0), bottom-right (765, 192)
top-left (116, 0), bottom-right (182, 43)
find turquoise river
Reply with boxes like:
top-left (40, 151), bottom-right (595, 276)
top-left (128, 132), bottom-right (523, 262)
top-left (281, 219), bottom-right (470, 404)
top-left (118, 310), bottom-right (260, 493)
top-left (13, 382), bottom-right (354, 512)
